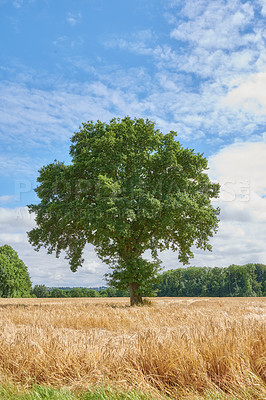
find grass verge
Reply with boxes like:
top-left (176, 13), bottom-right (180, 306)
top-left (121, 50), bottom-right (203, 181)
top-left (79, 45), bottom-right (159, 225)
top-left (0, 384), bottom-right (159, 400)
top-left (0, 383), bottom-right (260, 400)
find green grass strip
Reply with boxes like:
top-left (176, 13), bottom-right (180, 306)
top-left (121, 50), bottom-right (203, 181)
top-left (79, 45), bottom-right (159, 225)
top-left (0, 384), bottom-right (260, 400)
top-left (0, 384), bottom-right (158, 400)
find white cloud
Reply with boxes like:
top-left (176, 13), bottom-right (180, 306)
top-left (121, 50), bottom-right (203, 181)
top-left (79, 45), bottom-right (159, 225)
top-left (209, 141), bottom-right (266, 195)
top-left (0, 195), bottom-right (14, 203)
top-left (0, 154), bottom-right (40, 177)
top-left (171, 0), bottom-right (255, 50)
top-left (222, 72), bottom-right (266, 115)
top-left (66, 12), bottom-right (82, 26)
top-left (257, 0), bottom-right (266, 16)
top-left (0, 233), bottom-right (25, 243)
top-left (0, 79), bottom-right (119, 152)
top-left (0, 207), bottom-right (35, 232)
top-left (167, 1), bottom-right (264, 82)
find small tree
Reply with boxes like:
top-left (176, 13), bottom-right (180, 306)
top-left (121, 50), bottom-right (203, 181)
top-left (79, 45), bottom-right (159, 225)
top-left (32, 284), bottom-right (49, 298)
top-left (0, 245), bottom-right (32, 297)
top-left (28, 117), bottom-right (220, 306)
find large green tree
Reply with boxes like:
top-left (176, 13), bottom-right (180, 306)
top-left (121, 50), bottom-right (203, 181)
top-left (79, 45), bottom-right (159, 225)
top-left (28, 117), bottom-right (220, 305)
top-left (0, 245), bottom-right (32, 297)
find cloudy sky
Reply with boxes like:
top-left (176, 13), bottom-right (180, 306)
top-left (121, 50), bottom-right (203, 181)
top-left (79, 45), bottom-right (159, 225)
top-left (0, 0), bottom-right (266, 287)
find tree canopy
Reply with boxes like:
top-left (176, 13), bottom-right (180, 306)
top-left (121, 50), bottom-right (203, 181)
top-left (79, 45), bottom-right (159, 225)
top-left (0, 245), bottom-right (32, 297)
top-left (28, 117), bottom-right (220, 305)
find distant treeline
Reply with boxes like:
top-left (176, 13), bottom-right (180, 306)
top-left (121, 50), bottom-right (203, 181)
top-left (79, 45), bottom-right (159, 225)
top-left (32, 264), bottom-right (266, 298)
top-left (31, 285), bottom-right (129, 298)
top-left (155, 264), bottom-right (266, 297)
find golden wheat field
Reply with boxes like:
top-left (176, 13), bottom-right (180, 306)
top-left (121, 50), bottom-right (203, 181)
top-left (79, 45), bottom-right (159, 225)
top-left (0, 297), bottom-right (265, 399)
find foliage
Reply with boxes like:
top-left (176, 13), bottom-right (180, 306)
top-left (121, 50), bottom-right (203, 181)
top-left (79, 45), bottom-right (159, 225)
top-left (45, 287), bottom-right (128, 298)
top-left (156, 263), bottom-right (266, 297)
top-left (0, 245), bottom-right (32, 297)
top-left (28, 117), bottom-right (220, 305)
top-left (32, 284), bottom-right (49, 298)
top-left (49, 288), bottom-right (67, 298)
top-left (67, 287), bottom-right (100, 297)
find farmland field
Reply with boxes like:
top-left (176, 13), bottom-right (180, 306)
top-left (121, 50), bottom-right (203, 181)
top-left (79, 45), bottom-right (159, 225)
top-left (0, 297), bottom-right (265, 399)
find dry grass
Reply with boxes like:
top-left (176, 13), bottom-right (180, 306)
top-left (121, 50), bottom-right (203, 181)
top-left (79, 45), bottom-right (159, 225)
top-left (0, 297), bottom-right (265, 399)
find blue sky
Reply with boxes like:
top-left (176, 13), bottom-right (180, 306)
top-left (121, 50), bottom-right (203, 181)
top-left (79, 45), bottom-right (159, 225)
top-left (0, 0), bottom-right (266, 287)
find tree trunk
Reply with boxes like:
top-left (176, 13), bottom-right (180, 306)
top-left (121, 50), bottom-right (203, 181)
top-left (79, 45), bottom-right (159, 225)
top-left (129, 283), bottom-right (143, 306)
